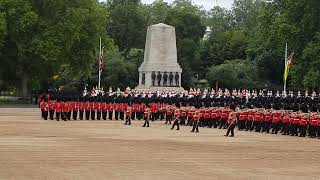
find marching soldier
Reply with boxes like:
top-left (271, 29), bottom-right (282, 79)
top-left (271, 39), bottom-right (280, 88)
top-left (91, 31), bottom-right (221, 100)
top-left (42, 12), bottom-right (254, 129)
top-left (85, 100), bottom-right (90, 120)
top-left (40, 100), bottom-right (48, 120)
top-left (165, 107), bottom-right (173, 125)
top-left (299, 113), bottom-right (308, 137)
top-left (125, 107), bottom-right (132, 125)
top-left (143, 108), bottom-right (151, 127)
top-left (54, 100), bottom-right (61, 121)
top-left (171, 109), bottom-right (180, 130)
top-left (224, 109), bottom-right (237, 137)
top-left (48, 100), bottom-right (54, 120)
top-left (79, 101), bottom-right (85, 120)
top-left (191, 110), bottom-right (200, 133)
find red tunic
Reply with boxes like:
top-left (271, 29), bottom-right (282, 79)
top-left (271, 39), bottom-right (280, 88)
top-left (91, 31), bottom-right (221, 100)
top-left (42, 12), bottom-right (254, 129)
top-left (239, 111), bottom-right (248, 121)
top-left (40, 101), bottom-right (47, 111)
top-left (254, 112), bottom-right (263, 122)
top-left (54, 102), bottom-right (60, 112)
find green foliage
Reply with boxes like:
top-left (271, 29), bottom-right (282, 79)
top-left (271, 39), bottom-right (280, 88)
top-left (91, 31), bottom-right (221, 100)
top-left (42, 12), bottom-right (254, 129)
top-left (0, 0), bottom-right (319, 91)
top-left (106, 0), bottom-right (146, 56)
top-left (254, 51), bottom-right (284, 84)
top-left (0, 0), bottom-right (112, 94)
top-left (0, 12), bottom-right (6, 49)
top-left (143, 0), bottom-right (171, 26)
top-left (207, 60), bottom-right (258, 89)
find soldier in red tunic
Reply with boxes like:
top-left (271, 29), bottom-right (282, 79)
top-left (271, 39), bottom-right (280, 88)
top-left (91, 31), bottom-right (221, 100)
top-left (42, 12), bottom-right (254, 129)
top-left (299, 113), bottom-right (309, 137)
top-left (143, 108), bottom-right (151, 127)
top-left (125, 107), bottom-right (132, 125)
top-left (90, 101), bottom-right (95, 120)
top-left (72, 101), bottom-right (78, 120)
top-left (40, 100), bottom-right (48, 120)
top-left (165, 107), bottom-right (173, 125)
top-left (85, 101), bottom-right (90, 120)
top-left (48, 100), bottom-right (54, 120)
top-left (107, 103), bottom-right (113, 120)
top-left (191, 110), bottom-right (200, 133)
top-left (225, 109), bottom-right (237, 137)
top-left (54, 101), bottom-right (60, 121)
top-left (253, 109), bottom-right (263, 132)
top-left (96, 101), bottom-right (102, 120)
top-left (102, 102), bottom-right (107, 120)
top-left (171, 109), bottom-right (180, 130)
top-left (79, 101), bottom-right (85, 120)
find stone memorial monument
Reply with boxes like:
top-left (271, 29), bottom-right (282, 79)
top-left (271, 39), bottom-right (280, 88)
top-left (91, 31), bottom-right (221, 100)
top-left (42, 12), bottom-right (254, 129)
top-left (136, 23), bottom-right (183, 90)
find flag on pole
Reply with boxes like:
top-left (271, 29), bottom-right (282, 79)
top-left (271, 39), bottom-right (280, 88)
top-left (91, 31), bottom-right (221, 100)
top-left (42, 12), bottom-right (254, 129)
top-left (99, 47), bottom-right (104, 72)
top-left (283, 53), bottom-right (294, 83)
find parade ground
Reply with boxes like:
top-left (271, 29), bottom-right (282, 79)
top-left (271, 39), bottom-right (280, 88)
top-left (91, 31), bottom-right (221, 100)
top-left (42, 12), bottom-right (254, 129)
top-left (0, 108), bottom-right (319, 180)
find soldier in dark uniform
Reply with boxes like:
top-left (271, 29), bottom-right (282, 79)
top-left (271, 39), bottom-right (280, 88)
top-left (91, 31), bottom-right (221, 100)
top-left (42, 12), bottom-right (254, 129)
top-left (169, 72), bottom-right (174, 86)
top-left (157, 72), bottom-right (162, 86)
top-left (163, 72), bottom-right (168, 87)
top-left (174, 72), bottom-right (179, 87)
top-left (151, 71), bottom-right (156, 86)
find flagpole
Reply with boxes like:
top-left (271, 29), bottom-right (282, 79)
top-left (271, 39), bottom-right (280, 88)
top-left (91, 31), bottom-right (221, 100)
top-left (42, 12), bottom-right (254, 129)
top-left (98, 36), bottom-right (101, 90)
top-left (283, 43), bottom-right (288, 93)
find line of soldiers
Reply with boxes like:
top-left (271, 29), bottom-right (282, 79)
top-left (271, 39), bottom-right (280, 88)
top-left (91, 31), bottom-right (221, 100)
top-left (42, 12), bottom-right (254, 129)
top-left (38, 88), bottom-right (320, 138)
top-left (39, 101), bottom-right (320, 139)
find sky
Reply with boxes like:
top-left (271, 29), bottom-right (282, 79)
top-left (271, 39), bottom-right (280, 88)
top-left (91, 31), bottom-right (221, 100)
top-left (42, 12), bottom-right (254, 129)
top-left (141, 0), bottom-right (234, 10)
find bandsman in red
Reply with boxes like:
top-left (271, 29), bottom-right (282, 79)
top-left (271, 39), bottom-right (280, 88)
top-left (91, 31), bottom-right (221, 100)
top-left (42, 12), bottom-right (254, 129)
top-left (245, 110), bottom-right (255, 131)
top-left (79, 101), bottom-right (85, 120)
top-left (281, 111), bottom-right (291, 135)
top-left (309, 113), bottom-right (319, 138)
top-left (271, 111), bottom-right (282, 134)
top-left (225, 108), bottom-right (237, 137)
top-left (48, 100), bottom-right (54, 120)
top-left (107, 103), bottom-right (113, 120)
top-left (299, 113), bottom-right (309, 137)
top-left (238, 109), bottom-right (247, 130)
top-left (290, 112), bottom-right (300, 136)
top-left (187, 109), bottom-right (195, 126)
top-left (125, 107), bottom-right (132, 125)
top-left (85, 101), bottom-right (91, 120)
top-left (72, 101), bottom-right (78, 120)
top-left (102, 102), bottom-right (108, 120)
top-left (96, 101), bottom-right (102, 120)
top-left (262, 109), bottom-right (273, 133)
top-left (54, 101), bottom-right (60, 121)
top-left (220, 108), bottom-right (230, 129)
top-left (40, 100), bottom-right (48, 120)
top-left (171, 109), bottom-right (180, 130)
top-left (60, 101), bottom-right (66, 121)
top-left (89, 101), bottom-right (95, 120)
top-left (210, 109), bottom-right (219, 128)
top-left (179, 107), bottom-right (187, 125)
top-left (253, 109), bottom-right (263, 132)
top-left (165, 107), bottom-right (173, 125)
top-left (191, 110), bottom-right (200, 133)
top-left (143, 108), bottom-right (151, 127)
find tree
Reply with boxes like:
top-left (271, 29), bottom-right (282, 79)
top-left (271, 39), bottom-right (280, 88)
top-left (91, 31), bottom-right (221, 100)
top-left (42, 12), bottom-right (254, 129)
top-left (206, 6), bottom-right (232, 34)
top-left (143, 0), bottom-right (171, 26)
top-left (0, 13), bottom-right (6, 49)
top-left (0, 0), bottom-right (112, 95)
top-left (206, 60), bottom-right (258, 89)
top-left (254, 51), bottom-right (284, 84)
top-left (106, 0), bottom-right (146, 57)
top-left (301, 32), bottom-right (320, 89)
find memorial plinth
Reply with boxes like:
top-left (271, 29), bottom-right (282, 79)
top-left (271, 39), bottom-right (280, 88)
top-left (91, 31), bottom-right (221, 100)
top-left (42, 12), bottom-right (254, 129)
top-left (136, 23), bottom-right (183, 90)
